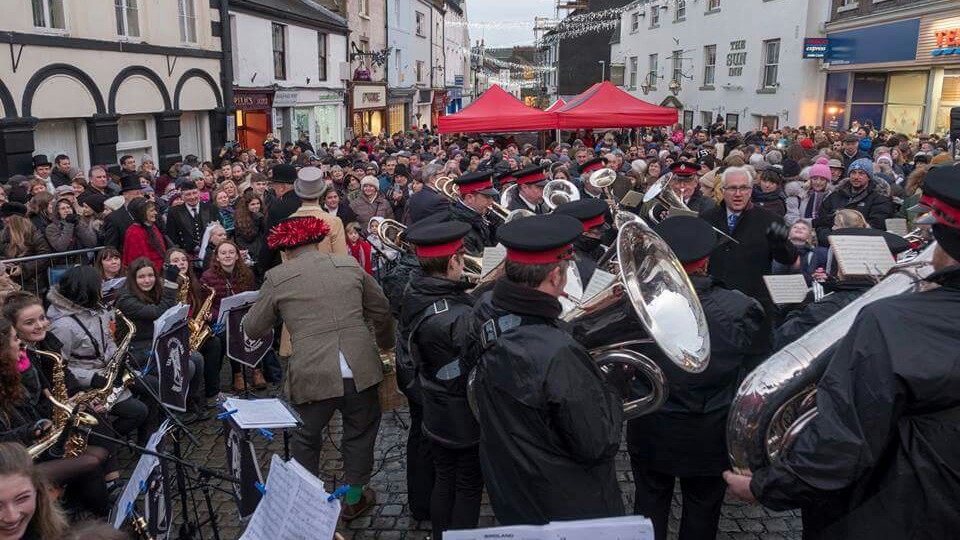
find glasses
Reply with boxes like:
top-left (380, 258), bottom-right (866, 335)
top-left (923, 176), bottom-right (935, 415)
top-left (723, 185), bottom-right (752, 193)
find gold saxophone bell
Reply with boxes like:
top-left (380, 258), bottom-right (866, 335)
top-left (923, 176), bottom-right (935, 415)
top-left (27, 349), bottom-right (100, 459)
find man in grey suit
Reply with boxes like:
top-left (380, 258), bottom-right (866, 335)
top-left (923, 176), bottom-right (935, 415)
top-left (244, 216), bottom-right (395, 520)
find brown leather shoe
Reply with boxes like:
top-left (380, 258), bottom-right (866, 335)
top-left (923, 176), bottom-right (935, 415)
top-left (233, 373), bottom-right (246, 393)
top-left (340, 488), bottom-right (376, 522)
top-left (251, 368), bottom-right (268, 390)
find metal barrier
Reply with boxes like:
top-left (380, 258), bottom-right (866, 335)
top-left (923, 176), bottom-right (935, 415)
top-left (1, 246), bottom-right (105, 298)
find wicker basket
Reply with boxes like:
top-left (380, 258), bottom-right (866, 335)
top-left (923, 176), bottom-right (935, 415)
top-left (378, 353), bottom-right (408, 412)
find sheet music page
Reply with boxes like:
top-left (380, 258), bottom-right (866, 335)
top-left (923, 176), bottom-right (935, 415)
top-left (763, 275), bottom-right (810, 305)
top-left (101, 277), bottom-right (126, 296)
top-left (619, 190), bottom-right (644, 208)
top-left (151, 304), bottom-right (189, 354)
top-left (583, 269), bottom-right (617, 301)
top-left (481, 244), bottom-right (506, 277)
top-left (447, 516), bottom-right (654, 540)
top-left (885, 218), bottom-right (909, 237)
top-left (667, 208), bottom-right (699, 218)
top-left (217, 291), bottom-right (261, 328)
top-left (828, 235), bottom-right (894, 277)
top-left (223, 398), bottom-right (299, 428)
top-left (240, 455), bottom-right (340, 540)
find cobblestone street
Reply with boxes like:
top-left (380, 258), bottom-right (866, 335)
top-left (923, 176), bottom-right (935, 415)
top-left (126, 399), bottom-right (803, 540)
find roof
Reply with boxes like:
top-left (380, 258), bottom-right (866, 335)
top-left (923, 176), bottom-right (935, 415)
top-left (555, 81), bottom-right (678, 128)
top-left (231, 0), bottom-right (348, 32)
top-left (438, 85), bottom-right (558, 133)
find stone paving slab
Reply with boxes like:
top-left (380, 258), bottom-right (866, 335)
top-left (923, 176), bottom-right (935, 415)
top-left (119, 399), bottom-right (802, 540)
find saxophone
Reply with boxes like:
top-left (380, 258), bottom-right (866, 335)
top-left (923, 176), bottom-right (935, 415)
top-left (26, 349), bottom-right (99, 459)
top-left (102, 309), bottom-right (137, 411)
top-left (188, 284), bottom-right (216, 352)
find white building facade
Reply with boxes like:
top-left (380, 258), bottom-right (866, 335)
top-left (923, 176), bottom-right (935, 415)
top-left (229, 0), bottom-right (348, 149)
top-left (612, 0), bottom-right (831, 131)
top-left (0, 0), bottom-right (225, 176)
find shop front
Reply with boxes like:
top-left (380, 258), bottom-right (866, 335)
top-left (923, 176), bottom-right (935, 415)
top-left (823, 10), bottom-right (960, 134)
top-left (350, 83), bottom-right (387, 137)
top-left (446, 87), bottom-right (463, 115)
top-left (415, 89), bottom-right (432, 130)
top-left (233, 89), bottom-right (274, 151)
top-left (274, 89), bottom-right (346, 148)
top-left (388, 87), bottom-right (415, 135)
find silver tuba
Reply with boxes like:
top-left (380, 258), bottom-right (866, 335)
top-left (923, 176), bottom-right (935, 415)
top-left (726, 242), bottom-right (938, 474)
top-left (563, 219), bottom-right (711, 420)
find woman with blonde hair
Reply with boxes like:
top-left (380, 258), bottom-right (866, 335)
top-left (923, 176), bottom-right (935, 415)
top-left (832, 208), bottom-right (868, 230)
top-left (0, 442), bottom-right (69, 540)
top-left (0, 216), bottom-right (50, 296)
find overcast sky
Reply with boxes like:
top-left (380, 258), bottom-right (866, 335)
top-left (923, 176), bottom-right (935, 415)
top-left (465, 0), bottom-right (556, 48)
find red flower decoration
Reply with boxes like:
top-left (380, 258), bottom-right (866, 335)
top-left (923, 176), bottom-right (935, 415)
top-left (267, 217), bottom-right (332, 250)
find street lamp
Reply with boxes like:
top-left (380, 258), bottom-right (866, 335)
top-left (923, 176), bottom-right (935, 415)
top-left (599, 60), bottom-right (606, 81)
top-left (669, 79), bottom-right (681, 95)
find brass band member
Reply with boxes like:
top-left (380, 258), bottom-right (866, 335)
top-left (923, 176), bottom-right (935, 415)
top-left (631, 216), bottom-right (764, 540)
top-left (467, 214), bottom-right (623, 525)
top-left (447, 171), bottom-right (501, 257)
top-left (724, 165), bottom-right (960, 538)
top-left (401, 221), bottom-right (482, 539)
top-left (552, 199), bottom-right (610, 286)
top-left (244, 217), bottom-right (394, 521)
top-left (505, 166), bottom-right (549, 215)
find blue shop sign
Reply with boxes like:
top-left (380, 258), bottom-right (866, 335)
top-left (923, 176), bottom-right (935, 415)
top-left (827, 18), bottom-right (921, 65)
top-left (803, 38), bottom-right (830, 58)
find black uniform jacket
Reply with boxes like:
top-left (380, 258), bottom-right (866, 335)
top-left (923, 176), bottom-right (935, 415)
top-left (752, 266), bottom-right (960, 540)
top-left (627, 275), bottom-right (764, 476)
top-left (773, 282), bottom-right (869, 351)
top-left (447, 201), bottom-right (498, 257)
top-left (165, 202), bottom-right (220, 255)
top-left (400, 275), bottom-right (478, 448)
top-left (406, 186), bottom-right (450, 226)
top-left (466, 279), bottom-right (624, 525)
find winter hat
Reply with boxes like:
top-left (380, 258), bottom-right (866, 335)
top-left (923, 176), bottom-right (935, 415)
top-left (808, 157), bottom-right (832, 181)
top-left (189, 168), bottom-right (205, 181)
top-left (748, 153), bottom-right (766, 168)
top-left (799, 138), bottom-right (815, 150)
top-left (78, 192), bottom-right (106, 214)
top-left (67, 167), bottom-right (81, 180)
top-left (876, 154), bottom-right (893, 166)
top-left (765, 150), bottom-right (783, 166)
top-left (54, 185), bottom-right (75, 197)
top-left (847, 158), bottom-right (875, 182)
top-left (782, 159), bottom-right (802, 178)
top-left (104, 196), bottom-right (125, 212)
top-left (360, 175), bottom-right (380, 190)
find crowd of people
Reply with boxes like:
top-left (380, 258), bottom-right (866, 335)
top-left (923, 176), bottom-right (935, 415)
top-left (0, 117), bottom-right (958, 540)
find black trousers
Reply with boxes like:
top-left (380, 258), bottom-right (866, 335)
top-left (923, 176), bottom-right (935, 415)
top-left (201, 335), bottom-right (223, 398)
top-left (631, 465), bottom-right (727, 540)
top-left (292, 379), bottom-right (381, 485)
top-left (431, 444), bottom-right (483, 540)
top-left (406, 400), bottom-right (434, 521)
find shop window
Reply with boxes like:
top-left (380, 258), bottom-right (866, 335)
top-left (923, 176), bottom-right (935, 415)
top-left (884, 72), bottom-right (927, 134)
top-left (824, 73), bottom-right (849, 103)
top-left (935, 71), bottom-right (960, 134)
top-left (852, 73), bottom-right (886, 103)
top-left (115, 0), bottom-right (139, 38)
top-left (178, 0), bottom-right (196, 43)
top-left (849, 104), bottom-right (883, 131)
top-left (116, 116), bottom-right (155, 165)
top-left (32, 0), bottom-right (66, 30)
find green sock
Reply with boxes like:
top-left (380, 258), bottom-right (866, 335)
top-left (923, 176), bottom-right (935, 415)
top-left (345, 484), bottom-right (364, 505)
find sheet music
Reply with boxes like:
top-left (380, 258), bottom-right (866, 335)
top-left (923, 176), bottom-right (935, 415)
top-left (481, 244), bottom-right (506, 277)
top-left (240, 455), bottom-right (340, 540)
top-left (222, 398), bottom-right (299, 429)
top-left (112, 421), bottom-right (173, 528)
top-left (217, 290), bottom-right (261, 328)
top-left (583, 269), bottom-right (617, 301)
top-left (619, 190), bottom-right (644, 208)
top-left (763, 274), bottom-right (810, 305)
top-left (102, 277), bottom-right (126, 296)
top-left (885, 218), bottom-right (909, 237)
top-left (446, 515), bottom-right (654, 540)
top-left (828, 234), bottom-right (894, 277)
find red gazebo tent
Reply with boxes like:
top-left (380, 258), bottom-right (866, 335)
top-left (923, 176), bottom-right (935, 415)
top-left (555, 81), bottom-right (678, 129)
top-left (544, 99), bottom-right (567, 112)
top-left (437, 85), bottom-right (558, 133)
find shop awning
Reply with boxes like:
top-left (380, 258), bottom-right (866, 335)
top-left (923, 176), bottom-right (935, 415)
top-left (545, 99), bottom-right (566, 112)
top-left (437, 85), bottom-right (558, 133)
top-left (555, 81), bottom-right (678, 129)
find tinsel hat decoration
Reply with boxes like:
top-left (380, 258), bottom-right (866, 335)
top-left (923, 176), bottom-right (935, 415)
top-left (267, 217), bottom-right (331, 251)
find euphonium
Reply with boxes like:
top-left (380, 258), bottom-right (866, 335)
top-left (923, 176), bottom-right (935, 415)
top-left (726, 242), bottom-right (938, 474)
top-left (189, 284), bottom-right (216, 352)
top-left (26, 349), bottom-right (98, 459)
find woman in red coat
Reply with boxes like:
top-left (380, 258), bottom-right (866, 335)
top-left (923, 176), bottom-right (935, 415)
top-left (121, 197), bottom-right (166, 272)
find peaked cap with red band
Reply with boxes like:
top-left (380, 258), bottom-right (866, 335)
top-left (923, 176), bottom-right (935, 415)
top-left (496, 214), bottom-right (582, 264)
top-left (552, 198), bottom-right (609, 232)
top-left (513, 165), bottom-right (549, 187)
top-left (268, 217), bottom-right (332, 250)
top-left (669, 161), bottom-right (700, 177)
top-left (495, 170), bottom-right (518, 187)
top-left (652, 215), bottom-right (718, 273)
top-left (918, 165), bottom-right (960, 230)
top-left (455, 170), bottom-right (499, 197)
top-left (579, 157), bottom-right (607, 176)
top-left (406, 221), bottom-right (472, 258)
